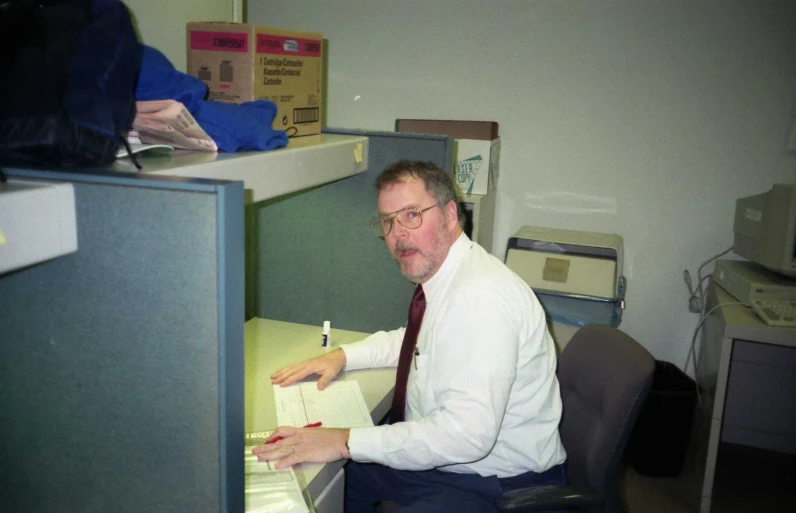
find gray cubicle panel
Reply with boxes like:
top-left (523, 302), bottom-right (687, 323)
top-left (0, 169), bottom-right (244, 513)
top-left (251, 129), bottom-right (453, 332)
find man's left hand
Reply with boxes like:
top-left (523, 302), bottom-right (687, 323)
top-left (252, 426), bottom-right (351, 469)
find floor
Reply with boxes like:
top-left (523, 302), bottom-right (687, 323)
top-left (621, 461), bottom-right (700, 513)
top-left (620, 412), bottom-right (796, 513)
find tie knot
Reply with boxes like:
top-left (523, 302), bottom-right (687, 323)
top-left (412, 284), bottom-right (425, 305)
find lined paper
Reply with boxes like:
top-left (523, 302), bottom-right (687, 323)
top-left (273, 381), bottom-right (374, 428)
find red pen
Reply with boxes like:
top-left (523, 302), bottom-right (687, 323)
top-left (265, 422), bottom-right (323, 444)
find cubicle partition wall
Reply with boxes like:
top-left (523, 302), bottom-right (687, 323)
top-left (0, 170), bottom-right (245, 513)
top-left (252, 130), bottom-right (453, 333)
top-left (0, 130), bottom-right (450, 513)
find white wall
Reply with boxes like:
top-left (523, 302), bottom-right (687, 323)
top-left (249, 0), bottom-right (796, 366)
top-left (124, 0), bottom-right (235, 71)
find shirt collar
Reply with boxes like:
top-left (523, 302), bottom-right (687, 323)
top-left (421, 232), bottom-right (472, 303)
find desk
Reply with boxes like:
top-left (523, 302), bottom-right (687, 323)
top-left (244, 318), bottom-right (396, 513)
top-left (697, 286), bottom-right (796, 512)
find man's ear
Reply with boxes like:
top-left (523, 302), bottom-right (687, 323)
top-left (444, 200), bottom-right (459, 229)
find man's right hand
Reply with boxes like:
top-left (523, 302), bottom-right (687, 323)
top-left (270, 348), bottom-right (347, 390)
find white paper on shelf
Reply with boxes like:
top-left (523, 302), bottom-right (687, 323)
top-left (273, 381), bottom-right (374, 429)
top-left (133, 99), bottom-right (218, 152)
top-left (116, 143), bottom-right (174, 158)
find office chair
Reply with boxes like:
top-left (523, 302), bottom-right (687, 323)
top-left (497, 324), bottom-right (655, 513)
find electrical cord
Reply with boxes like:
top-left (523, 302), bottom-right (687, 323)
top-left (683, 246), bottom-right (733, 313)
top-left (683, 289), bottom-right (751, 411)
top-left (682, 246), bottom-right (734, 410)
top-left (684, 296), bottom-right (750, 481)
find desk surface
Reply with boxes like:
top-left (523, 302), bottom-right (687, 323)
top-left (244, 318), bottom-right (395, 501)
top-left (711, 286), bottom-right (796, 347)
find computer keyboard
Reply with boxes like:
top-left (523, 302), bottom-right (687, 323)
top-left (750, 298), bottom-right (796, 328)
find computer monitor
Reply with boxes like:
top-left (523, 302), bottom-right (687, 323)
top-left (733, 183), bottom-right (796, 277)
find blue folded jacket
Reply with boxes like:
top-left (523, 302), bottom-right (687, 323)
top-left (135, 45), bottom-right (289, 152)
top-left (194, 100), bottom-right (289, 152)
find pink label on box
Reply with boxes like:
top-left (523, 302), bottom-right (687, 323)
top-left (256, 34), bottom-right (321, 57)
top-left (190, 31), bottom-right (249, 52)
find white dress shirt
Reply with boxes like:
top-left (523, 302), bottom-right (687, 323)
top-left (342, 233), bottom-right (566, 478)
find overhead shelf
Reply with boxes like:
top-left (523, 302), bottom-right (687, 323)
top-left (110, 133), bottom-right (368, 203)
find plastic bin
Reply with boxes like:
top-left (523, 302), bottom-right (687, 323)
top-left (627, 360), bottom-right (697, 477)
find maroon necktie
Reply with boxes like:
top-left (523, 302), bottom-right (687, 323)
top-left (389, 284), bottom-right (426, 424)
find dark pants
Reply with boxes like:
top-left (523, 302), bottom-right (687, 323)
top-left (344, 461), bottom-right (567, 513)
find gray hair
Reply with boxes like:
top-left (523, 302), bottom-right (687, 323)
top-left (375, 160), bottom-right (464, 226)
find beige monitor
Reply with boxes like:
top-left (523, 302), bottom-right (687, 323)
top-left (733, 183), bottom-right (796, 277)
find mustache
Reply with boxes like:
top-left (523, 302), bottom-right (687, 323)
top-left (394, 241), bottom-right (418, 253)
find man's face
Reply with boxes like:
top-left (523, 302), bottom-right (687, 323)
top-left (377, 177), bottom-right (458, 284)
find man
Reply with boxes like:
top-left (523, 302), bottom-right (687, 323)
top-left (253, 160), bottom-right (566, 512)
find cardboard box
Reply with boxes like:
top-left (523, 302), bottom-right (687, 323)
top-left (395, 119), bottom-right (498, 141)
top-left (187, 22), bottom-right (323, 137)
top-left (395, 119), bottom-right (500, 196)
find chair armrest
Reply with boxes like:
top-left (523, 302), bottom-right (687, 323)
top-left (496, 484), bottom-right (605, 512)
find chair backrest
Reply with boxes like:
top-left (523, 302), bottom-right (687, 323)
top-left (557, 324), bottom-right (654, 504)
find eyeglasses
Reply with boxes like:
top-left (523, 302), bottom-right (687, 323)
top-left (370, 204), bottom-right (439, 237)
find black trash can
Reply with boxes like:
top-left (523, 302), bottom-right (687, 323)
top-left (627, 360), bottom-right (697, 477)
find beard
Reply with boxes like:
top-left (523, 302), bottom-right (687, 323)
top-left (391, 223), bottom-right (453, 283)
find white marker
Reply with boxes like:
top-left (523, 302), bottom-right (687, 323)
top-left (321, 320), bottom-right (331, 349)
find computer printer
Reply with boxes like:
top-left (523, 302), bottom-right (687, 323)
top-left (505, 226), bottom-right (626, 351)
